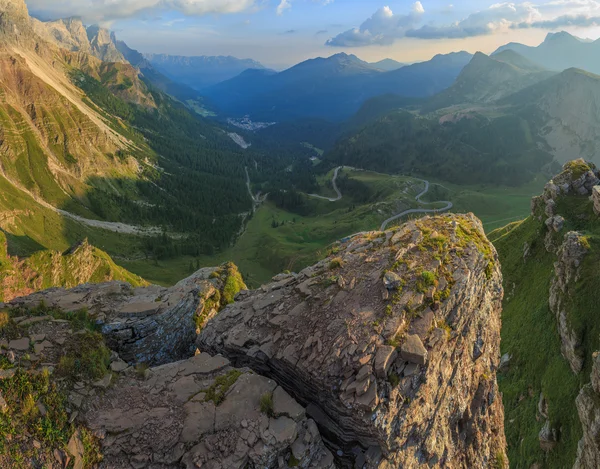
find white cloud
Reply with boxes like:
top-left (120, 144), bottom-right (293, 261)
top-left (276, 0), bottom-right (291, 15)
top-left (326, 2), bottom-right (425, 46)
top-left (408, 2), bottom-right (541, 39)
top-left (326, 0), bottom-right (600, 46)
top-left (26, 0), bottom-right (257, 22)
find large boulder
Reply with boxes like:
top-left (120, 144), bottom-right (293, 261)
top-left (5, 264), bottom-right (245, 366)
top-left (199, 214), bottom-right (507, 467)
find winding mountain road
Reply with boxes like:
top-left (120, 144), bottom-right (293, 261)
top-left (380, 179), bottom-right (453, 231)
top-left (307, 166), bottom-right (343, 202)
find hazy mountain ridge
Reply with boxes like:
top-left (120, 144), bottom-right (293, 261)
top-left (144, 53), bottom-right (266, 90)
top-left (501, 67), bottom-right (600, 165)
top-left (495, 31), bottom-right (600, 75)
top-left (427, 50), bottom-right (555, 109)
top-left (205, 51), bottom-right (472, 121)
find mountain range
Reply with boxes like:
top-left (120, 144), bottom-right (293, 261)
top-left (144, 53), bottom-right (266, 90)
top-left (495, 31), bottom-right (600, 75)
top-left (204, 51), bottom-right (473, 121)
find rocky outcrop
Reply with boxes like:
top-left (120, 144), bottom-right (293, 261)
top-left (0, 236), bottom-right (147, 303)
top-left (199, 214), bottom-right (507, 467)
top-left (549, 232), bottom-right (589, 374)
top-left (574, 352), bottom-right (600, 468)
top-left (4, 264), bottom-right (245, 365)
top-left (85, 352), bottom-right (334, 469)
top-left (530, 159), bottom-right (600, 252)
top-left (0, 306), bottom-right (333, 469)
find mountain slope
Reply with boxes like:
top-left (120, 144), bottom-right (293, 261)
top-left (495, 31), bottom-right (600, 75)
top-left (491, 159), bottom-right (600, 468)
top-left (371, 58), bottom-right (404, 71)
top-left (327, 109), bottom-right (555, 186)
top-left (205, 51), bottom-right (472, 121)
top-left (0, 0), bottom-right (259, 275)
top-left (501, 68), bottom-right (600, 165)
top-left (0, 233), bottom-right (147, 302)
top-left (145, 53), bottom-right (265, 90)
top-left (427, 51), bottom-right (554, 109)
top-left (31, 17), bottom-right (126, 63)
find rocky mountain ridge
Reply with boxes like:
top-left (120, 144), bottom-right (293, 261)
top-left (31, 17), bottom-right (126, 63)
top-left (0, 234), bottom-right (147, 303)
top-left (492, 158), bottom-right (600, 467)
top-left (0, 214), bottom-right (507, 468)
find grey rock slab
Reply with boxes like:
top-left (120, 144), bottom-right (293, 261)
top-left (272, 386), bottom-right (305, 421)
top-left (110, 359), bottom-right (129, 372)
top-left (215, 373), bottom-right (277, 431)
top-left (177, 352), bottom-right (229, 376)
top-left (400, 334), bottom-right (428, 365)
top-left (92, 373), bottom-right (113, 389)
top-left (374, 345), bottom-right (398, 379)
top-left (181, 401), bottom-right (216, 443)
top-left (9, 338), bottom-right (30, 351)
top-left (268, 416), bottom-right (298, 444)
top-left (18, 316), bottom-right (52, 326)
top-left (170, 375), bottom-right (204, 403)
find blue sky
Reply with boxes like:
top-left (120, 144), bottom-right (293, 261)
top-left (26, 1), bottom-right (600, 68)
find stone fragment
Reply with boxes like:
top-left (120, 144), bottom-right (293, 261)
top-left (400, 335), bottom-right (428, 365)
top-left (374, 346), bottom-right (397, 379)
top-left (67, 430), bottom-right (85, 469)
top-left (539, 420), bottom-right (558, 452)
top-left (272, 386), bottom-right (305, 421)
top-left (92, 374), bottom-right (112, 389)
top-left (383, 272), bottom-right (402, 290)
top-left (110, 359), bottom-right (129, 372)
top-left (9, 338), bottom-right (29, 351)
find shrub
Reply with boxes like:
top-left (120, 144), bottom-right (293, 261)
top-left (205, 370), bottom-right (242, 405)
top-left (56, 332), bottom-right (111, 381)
top-left (329, 257), bottom-right (343, 269)
top-left (260, 392), bottom-right (274, 417)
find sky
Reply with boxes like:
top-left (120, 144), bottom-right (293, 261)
top-left (24, 0), bottom-right (600, 69)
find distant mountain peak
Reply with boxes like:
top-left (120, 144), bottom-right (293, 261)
top-left (544, 31), bottom-right (580, 44)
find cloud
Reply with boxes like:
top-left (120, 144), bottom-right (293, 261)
top-left (315, 29), bottom-right (328, 35)
top-left (325, 2), bottom-right (424, 47)
top-left (276, 0), bottom-right (291, 15)
top-left (275, 0), bottom-right (332, 16)
top-left (26, 0), bottom-right (257, 22)
top-left (325, 0), bottom-right (600, 46)
top-left (515, 13), bottom-right (600, 29)
top-left (407, 2), bottom-right (540, 39)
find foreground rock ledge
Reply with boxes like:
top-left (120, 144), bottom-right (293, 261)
top-left (84, 352), bottom-right (334, 469)
top-left (4, 265), bottom-right (244, 366)
top-left (199, 214), bottom-right (507, 468)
